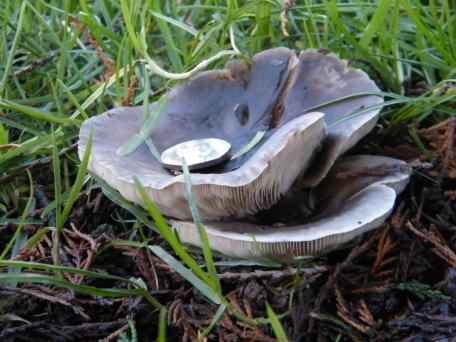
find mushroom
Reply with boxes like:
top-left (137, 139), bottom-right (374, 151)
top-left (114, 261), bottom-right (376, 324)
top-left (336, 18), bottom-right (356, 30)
top-left (171, 155), bottom-right (411, 261)
top-left (78, 48), bottom-right (383, 221)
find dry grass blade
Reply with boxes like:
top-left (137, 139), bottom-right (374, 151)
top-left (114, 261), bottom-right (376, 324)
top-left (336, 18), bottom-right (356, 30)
top-left (335, 285), bottom-right (370, 334)
top-left (407, 221), bottom-right (456, 267)
top-left (371, 227), bottom-right (397, 274)
top-left (357, 300), bottom-right (375, 327)
top-left (308, 232), bottom-right (379, 333)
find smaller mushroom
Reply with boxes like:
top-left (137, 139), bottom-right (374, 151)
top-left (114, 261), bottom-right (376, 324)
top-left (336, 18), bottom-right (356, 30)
top-left (171, 155), bottom-right (410, 262)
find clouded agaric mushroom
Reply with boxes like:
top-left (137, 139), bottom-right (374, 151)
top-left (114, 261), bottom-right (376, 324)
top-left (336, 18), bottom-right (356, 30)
top-left (171, 155), bottom-right (410, 261)
top-left (79, 48), bottom-right (385, 221)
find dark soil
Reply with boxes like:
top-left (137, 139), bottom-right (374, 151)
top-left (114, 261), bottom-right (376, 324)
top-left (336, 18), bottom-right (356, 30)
top-left (1, 116), bottom-right (456, 341)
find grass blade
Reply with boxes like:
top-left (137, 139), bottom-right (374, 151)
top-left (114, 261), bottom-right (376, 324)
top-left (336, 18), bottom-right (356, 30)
top-left (60, 130), bottom-right (92, 225)
top-left (150, 11), bottom-right (198, 36)
top-left (0, 170), bottom-right (34, 261)
top-left (182, 160), bottom-right (221, 294)
top-left (148, 2), bottom-right (183, 71)
top-left (117, 91), bottom-right (168, 156)
top-left (0, 99), bottom-right (77, 126)
top-left (0, 122), bottom-right (8, 145)
top-left (201, 304), bottom-right (226, 337)
top-left (0, 1), bottom-right (26, 95)
top-left (51, 128), bottom-right (62, 267)
top-left (230, 130), bottom-right (265, 160)
top-left (156, 307), bottom-right (167, 342)
top-left (359, 0), bottom-right (391, 48)
top-left (0, 273), bottom-right (160, 308)
top-left (94, 175), bottom-right (158, 233)
top-left (0, 259), bottom-right (144, 283)
top-left (266, 303), bottom-right (289, 342)
top-left (149, 245), bottom-right (221, 304)
top-left (133, 177), bottom-right (212, 285)
top-left (71, 66), bottom-right (127, 119)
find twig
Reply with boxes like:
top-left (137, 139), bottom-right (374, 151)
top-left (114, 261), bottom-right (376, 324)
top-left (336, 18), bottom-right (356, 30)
top-left (0, 143), bottom-right (20, 149)
top-left (35, 186), bottom-right (56, 227)
top-left (442, 118), bottom-right (455, 178)
top-left (0, 144), bottom-right (77, 184)
top-left (135, 249), bottom-right (159, 291)
top-left (335, 284), bottom-right (370, 333)
top-left (14, 52), bottom-right (57, 77)
top-left (0, 321), bottom-right (48, 339)
top-left (122, 75), bottom-right (139, 106)
top-left (219, 266), bottom-right (327, 281)
top-left (70, 17), bottom-right (115, 81)
top-left (62, 223), bottom-right (98, 285)
top-left (0, 286), bottom-right (90, 320)
top-left (100, 322), bottom-right (130, 341)
top-left (280, 0), bottom-right (296, 38)
top-left (350, 284), bottom-right (391, 294)
top-left (420, 118), bottom-right (456, 179)
top-left (371, 227), bottom-right (396, 274)
top-left (407, 221), bottom-right (456, 267)
top-left (58, 319), bottom-right (127, 338)
top-left (308, 232), bottom-right (379, 333)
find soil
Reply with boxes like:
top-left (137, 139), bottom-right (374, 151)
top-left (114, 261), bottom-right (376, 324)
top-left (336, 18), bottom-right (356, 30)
top-left (1, 116), bottom-right (456, 341)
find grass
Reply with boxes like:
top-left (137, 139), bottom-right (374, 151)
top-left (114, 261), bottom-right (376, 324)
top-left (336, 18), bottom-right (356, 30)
top-left (0, 0), bottom-right (455, 340)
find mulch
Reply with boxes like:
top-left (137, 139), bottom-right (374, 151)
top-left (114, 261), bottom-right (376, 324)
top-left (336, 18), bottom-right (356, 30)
top-left (1, 116), bottom-right (455, 341)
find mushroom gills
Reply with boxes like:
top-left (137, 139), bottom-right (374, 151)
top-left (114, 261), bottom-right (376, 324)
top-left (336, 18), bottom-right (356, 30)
top-left (171, 155), bottom-right (411, 262)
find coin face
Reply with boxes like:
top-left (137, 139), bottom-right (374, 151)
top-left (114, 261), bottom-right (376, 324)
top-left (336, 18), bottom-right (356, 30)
top-left (161, 138), bottom-right (231, 171)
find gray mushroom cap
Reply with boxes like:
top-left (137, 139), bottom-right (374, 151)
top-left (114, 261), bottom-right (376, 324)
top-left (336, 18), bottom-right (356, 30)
top-left (171, 155), bottom-right (411, 262)
top-left (78, 48), bottom-right (383, 220)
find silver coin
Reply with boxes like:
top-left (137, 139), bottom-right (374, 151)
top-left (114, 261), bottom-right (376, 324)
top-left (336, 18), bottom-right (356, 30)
top-left (161, 138), bottom-right (231, 171)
